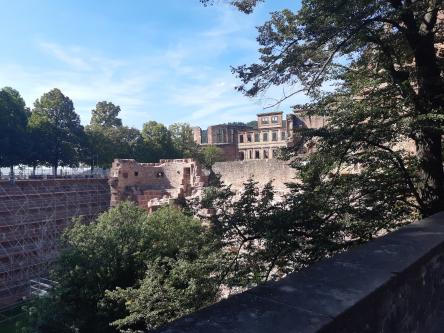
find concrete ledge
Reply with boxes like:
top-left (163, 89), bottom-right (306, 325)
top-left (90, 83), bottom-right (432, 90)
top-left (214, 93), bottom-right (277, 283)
top-left (155, 212), bottom-right (444, 333)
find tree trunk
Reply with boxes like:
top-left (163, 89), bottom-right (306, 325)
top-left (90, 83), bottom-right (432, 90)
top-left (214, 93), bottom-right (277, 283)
top-left (9, 165), bottom-right (14, 182)
top-left (415, 130), bottom-right (444, 216)
top-left (407, 13), bottom-right (444, 216)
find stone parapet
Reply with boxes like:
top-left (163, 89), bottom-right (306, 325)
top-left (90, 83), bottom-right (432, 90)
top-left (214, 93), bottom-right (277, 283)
top-left (154, 212), bottom-right (444, 333)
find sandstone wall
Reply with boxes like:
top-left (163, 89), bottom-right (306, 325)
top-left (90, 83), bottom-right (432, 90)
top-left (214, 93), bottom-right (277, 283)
top-left (0, 178), bottom-right (110, 309)
top-left (109, 159), bottom-right (207, 212)
top-left (213, 160), bottom-right (298, 192)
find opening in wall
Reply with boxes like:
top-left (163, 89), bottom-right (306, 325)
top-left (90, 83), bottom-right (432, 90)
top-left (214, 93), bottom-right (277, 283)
top-left (272, 131), bottom-right (278, 141)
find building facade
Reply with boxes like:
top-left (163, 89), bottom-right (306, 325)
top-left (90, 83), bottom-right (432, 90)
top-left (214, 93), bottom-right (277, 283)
top-left (237, 112), bottom-right (299, 160)
top-left (193, 112), bottom-right (323, 161)
top-left (193, 123), bottom-right (252, 161)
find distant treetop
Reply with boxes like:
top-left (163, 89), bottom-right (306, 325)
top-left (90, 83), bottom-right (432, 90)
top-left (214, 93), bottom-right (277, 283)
top-left (90, 101), bottom-right (122, 128)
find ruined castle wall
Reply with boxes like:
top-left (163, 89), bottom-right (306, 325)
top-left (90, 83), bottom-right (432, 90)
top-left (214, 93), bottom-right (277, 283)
top-left (161, 163), bottom-right (193, 189)
top-left (109, 159), bottom-right (205, 211)
top-left (0, 178), bottom-right (110, 309)
top-left (213, 160), bottom-right (298, 192)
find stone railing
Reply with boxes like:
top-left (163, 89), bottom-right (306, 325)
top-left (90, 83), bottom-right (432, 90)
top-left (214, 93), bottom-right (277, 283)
top-left (155, 212), bottom-right (444, 332)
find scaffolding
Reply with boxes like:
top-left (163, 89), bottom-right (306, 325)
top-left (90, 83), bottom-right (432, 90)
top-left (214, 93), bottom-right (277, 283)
top-left (0, 178), bottom-right (110, 311)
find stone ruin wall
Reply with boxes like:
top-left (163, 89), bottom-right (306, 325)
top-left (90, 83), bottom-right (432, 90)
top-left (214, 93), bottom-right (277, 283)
top-left (109, 159), bottom-right (299, 212)
top-left (213, 159), bottom-right (298, 194)
top-left (109, 159), bottom-right (208, 212)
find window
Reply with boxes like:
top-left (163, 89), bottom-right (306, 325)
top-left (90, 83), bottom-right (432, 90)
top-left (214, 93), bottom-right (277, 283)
top-left (254, 133), bottom-right (260, 142)
top-left (249, 150), bottom-right (253, 159)
top-left (239, 152), bottom-right (245, 160)
top-left (216, 128), bottom-right (225, 143)
top-left (281, 131), bottom-right (286, 140)
top-left (239, 134), bottom-right (244, 143)
top-left (272, 149), bottom-right (277, 158)
top-left (262, 116), bottom-right (269, 124)
top-left (247, 133), bottom-right (252, 142)
top-left (255, 150), bottom-right (260, 159)
top-left (263, 132), bottom-right (268, 142)
top-left (134, 172), bottom-right (139, 177)
top-left (271, 115), bottom-right (278, 123)
top-left (201, 130), bottom-right (208, 144)
top-left (263, 149), bottom-right (269, 159)
top-left (272, 131), bottom-right (278, 141)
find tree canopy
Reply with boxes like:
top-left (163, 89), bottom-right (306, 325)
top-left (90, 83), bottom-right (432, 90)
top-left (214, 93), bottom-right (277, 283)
top-left (20, 203), bottom-right (224, 333)
top-left (30, 88), bottom-right (86, 174)
top-left (0, 87), bottom-right (28, 169)
top-left (218, 0), bottom-right (444, 217)
top-left (141, 121), bottom-right (176, 160)
top-left (168, 122), bottom-right (198, 158)
top-left (90, 101), bottom-right (123, 127)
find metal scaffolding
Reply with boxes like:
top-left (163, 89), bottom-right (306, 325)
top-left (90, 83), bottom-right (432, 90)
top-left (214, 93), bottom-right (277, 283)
top-left (0, 178), bottom-right (110, 311)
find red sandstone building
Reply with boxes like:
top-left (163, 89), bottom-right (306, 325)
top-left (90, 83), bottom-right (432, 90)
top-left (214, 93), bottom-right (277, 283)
top-left (193, 111), bottom-right (325, 161)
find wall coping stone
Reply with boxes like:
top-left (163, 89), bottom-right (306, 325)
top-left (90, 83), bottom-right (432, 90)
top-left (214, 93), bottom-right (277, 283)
top-left (154, 212), bottom-right (444, 333)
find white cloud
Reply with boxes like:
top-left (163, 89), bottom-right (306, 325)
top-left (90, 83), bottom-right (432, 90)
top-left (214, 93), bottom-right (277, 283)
top-left (39, 42), bottom-right (92, 71)
top-left (0, 5), bottom-right (310, 129)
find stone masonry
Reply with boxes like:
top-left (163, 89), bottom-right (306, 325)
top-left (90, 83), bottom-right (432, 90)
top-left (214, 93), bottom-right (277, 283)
top-left (109, 159), bottom-right (208, 213)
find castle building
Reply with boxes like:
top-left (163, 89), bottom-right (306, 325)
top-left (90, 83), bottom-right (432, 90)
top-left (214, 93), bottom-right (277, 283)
top-left (193, 111), bottom-right (324, 161)
top-left (237, 112), bottom-right (298, 160)
top-left (192, 123), bottom-right (250, 161)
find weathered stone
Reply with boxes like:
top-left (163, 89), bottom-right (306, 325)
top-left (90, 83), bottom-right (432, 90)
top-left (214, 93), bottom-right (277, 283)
top-left (109, 159), bottom-right (207, 212)
top-left (154, 212), bottom-right (444, 333)
top-left (213, 159), bottom-right (298, 193)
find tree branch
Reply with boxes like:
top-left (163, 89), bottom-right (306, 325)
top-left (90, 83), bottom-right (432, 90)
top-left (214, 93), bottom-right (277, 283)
top-left (264, 19), bottom-right (376, 109)
top-left (363, 139), bottom-right (425, 210)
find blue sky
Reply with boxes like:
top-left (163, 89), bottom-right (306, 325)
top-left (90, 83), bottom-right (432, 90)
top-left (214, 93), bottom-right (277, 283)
top-left (0, 0), bottom-right (305, 128)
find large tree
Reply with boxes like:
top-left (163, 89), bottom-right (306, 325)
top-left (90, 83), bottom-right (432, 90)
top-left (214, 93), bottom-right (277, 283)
top-left (0, 87), bottom-right (28, 176)
top-left (20, 203), bottom-right (223, 333)
top-left (141, 121), bottom-right (176, 160)
top-left (168, 122), bottom-right (198, 158)
top-left (208, 0), bottom-right (444, 217)
top-left (84, 125), bottom-right (152, 167)
top-left (90, 101), bottom-right (123, 128)
top-left (31, 89), bottom-right (85, 175)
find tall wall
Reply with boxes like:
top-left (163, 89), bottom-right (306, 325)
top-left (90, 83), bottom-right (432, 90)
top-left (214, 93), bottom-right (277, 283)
top-left (213, 160), bottom-right (298, 192)
top-left (109, 159), bottom-right (207, 212)
top-left (0, 178), bottom-right (110, 310)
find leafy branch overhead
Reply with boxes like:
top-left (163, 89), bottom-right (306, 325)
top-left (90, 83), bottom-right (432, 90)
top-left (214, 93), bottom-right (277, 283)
top-left (228, 0), bottom-right (444, 217)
